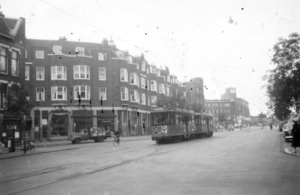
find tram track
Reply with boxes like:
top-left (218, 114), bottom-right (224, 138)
top-left (2, 145), bottom-right (183, 195)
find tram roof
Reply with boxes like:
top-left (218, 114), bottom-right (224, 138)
top-left (151, 107), bottom-right (194, 114)
top-left (194, 112), bottom-right (214, 117)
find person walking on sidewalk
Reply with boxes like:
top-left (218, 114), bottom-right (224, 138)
top-left (291, 117), bottom-right (300, 154)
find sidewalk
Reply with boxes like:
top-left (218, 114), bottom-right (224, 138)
top-left (0, 135), bottom-right (151, 160)
top-left (284, 147), bottom-right (300, 156)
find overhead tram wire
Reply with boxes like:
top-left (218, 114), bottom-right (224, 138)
top-left (39, 0), bottom-right (148, 54)
top-left (39, 0), bottom-right (185, 74)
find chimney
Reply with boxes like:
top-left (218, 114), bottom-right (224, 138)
top-left (58, 36), bottom-right (67, 41)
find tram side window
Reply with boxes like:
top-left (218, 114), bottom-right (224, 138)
top-left (176, 113), bottom-right (184, 125)
top-left (169, 112), bottom-right (175, 125)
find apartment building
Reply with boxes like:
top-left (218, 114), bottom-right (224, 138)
top-left (0, 11), bottom-right (27, 152)
top-left (25, 37), bottom-right (191, 141)
top-left (205, 88), bottom-right (250, 126)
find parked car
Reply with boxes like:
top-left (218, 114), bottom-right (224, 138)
top-left (282, 122), bottom-right (294, 142)
top-left (228, 125), bottom-right (234, 131)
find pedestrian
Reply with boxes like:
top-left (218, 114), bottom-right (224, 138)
top-left (270, 123), bottom-right (273, 130)
top-left (291, 116), bottom-right (300, 154)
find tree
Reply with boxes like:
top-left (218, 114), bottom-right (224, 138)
top-left (218, 113), bottom-right (227, 123)
top-left (265, 32), bottom-right (300, 120)
top-left (157, 88), bottom-right (188, 109)
top-left (5, 84), bottom-right (36, 116)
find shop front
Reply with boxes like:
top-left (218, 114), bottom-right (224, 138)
top-left (49, 110), bottom-right (70, 140)
top-left (1, 115), bottom-right (22, 153)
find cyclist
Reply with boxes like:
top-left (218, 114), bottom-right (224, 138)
top-left (113, 130), bottom-right (120, 143)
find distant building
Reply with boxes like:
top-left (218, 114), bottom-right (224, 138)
top-left (183, 77), bottom-right (205, 111)
top-left (221, 87), bottom-right (237, 100)
top-left (205, 88), bottom-right (250, 126)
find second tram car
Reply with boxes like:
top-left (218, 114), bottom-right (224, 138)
top-left (194, 112), bottom-right (214, 138)
top-left (151, 108), bottom-right (214, 143)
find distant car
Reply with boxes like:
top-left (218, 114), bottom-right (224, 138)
top-left (283, 123), bottom-right (293, 142)
top-left (228, 125), bottom-right (234, 131)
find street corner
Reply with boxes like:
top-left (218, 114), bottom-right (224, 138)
top-left (284, 147), bottom-right (300, 156)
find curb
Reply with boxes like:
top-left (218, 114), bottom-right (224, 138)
top-left (284, 147), bottom-right (300, 156)
top-left (0, 147), bottom-right (81, 160)
top-left (34, 136), bottom-right (151, 148)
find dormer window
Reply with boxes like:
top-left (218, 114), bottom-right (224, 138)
top-left (142, 61), bottom-right (146, 72)
top-left (53, 45), bottom-right (62, 54)
top-left (116, 51), bottom-right (124, 59)
top-left (75, 47), bottom-right (85, 56)
top-left (98, 53), bottom-right (106, 61)
top-left (127, 56), bottom-right (133, 63)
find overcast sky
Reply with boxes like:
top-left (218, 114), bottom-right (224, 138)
top-left (2, 0), bottom-right (300, 116)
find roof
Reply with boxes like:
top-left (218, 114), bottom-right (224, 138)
top-left (0, 16), bottom-right (23, 39)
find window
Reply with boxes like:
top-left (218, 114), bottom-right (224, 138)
top-left (159, 83), bottom-right (165, 94)
top-left (151, 80), bottom-right (157, 92)
top-left (130, 90), bottom-right (138, 102)
top-left (98, 53), bottom-right (106, 61)
top-left (120, 68), bottom-right (128, 82)
top-left (116, 51), bottom-right (124, 59)
top-left (142, 61), bottom-right (146, 71)
top-left (74, 85), bottom-right (90, 100)
top-left (99, 67), bottom-right (106, 80)
top-left (0, 47), bottom-right (8, 73)
top-left (141, 93), bottom-right (146, 105)
top-left (36, 67), bottom-right (45, 80)
top-left (196, 88), bottom-right (199, 93)
top-left (25, 66), bottom-right (30, 80)
top-left (151, 96), bottom-right (157, 106)
top-left (36, 87), bottom-right (45, 101)
top-left (35, 50), bottom-right (44, 59)
top-left (11, 51), bottom-right (19, 76)
top-left (147, 68), bottom-right (149, 74)
top-left (51, 86), bottom-right (67, 100)
top-left (75, 47), bottom-right (85, 56)
top-left (166, 86), bottom-right (170, 96)
top-left (148, 95), bottom-right (151, 106)
top-left (127, 56), bottom-right (133, 63)
top-left (147, 80), bottom-right (150, 90)
top-left (120, 87), bottom-right (128, 100)
top-left (25, 50), bottom-right (27, 59)
top-left (51, 66), bottom-right (67, 80)
top-left (167, 75), bottom-right (170, 82)
top-left (0, 83), bottom-right (7, 108)
top-left (157, 70), bottom-right (161, 76)
top-left (141, 77), bottom-right (146, 89)
top-left (53, 45), bottom-right (62, 54)
top-left (130, 73), bottom-right (138, 85)
top-left (73, 65), bottom-right (90, 79)
top-left (99, 87), bottom-right (107, 100)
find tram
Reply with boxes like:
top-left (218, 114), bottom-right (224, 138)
top-left (194, 112), bottom-right (214, 138)
top-left (151, 108), bottom-right (213, 143)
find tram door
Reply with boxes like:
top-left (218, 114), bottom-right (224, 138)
top-left (205, 117), bottom-right (210, 134)
top-left (185, 115), bottom-right (190, 139)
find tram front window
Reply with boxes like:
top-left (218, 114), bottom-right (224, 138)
top-left (151, 112), bottom-right (170, 125)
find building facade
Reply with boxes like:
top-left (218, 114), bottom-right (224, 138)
top-left (183, 77), bottom-right (205, 111)
top-left (0, 11), bottom-right (27, 153)
top-left (205, 88), bottom-right (250, 126)
top-left (25, 37), bottom-right (197, 141)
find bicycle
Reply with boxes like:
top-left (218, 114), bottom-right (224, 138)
top-left (113, 135), bottom-right (120, 146)
top-left (18, 140), bottom-right (35, 154)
